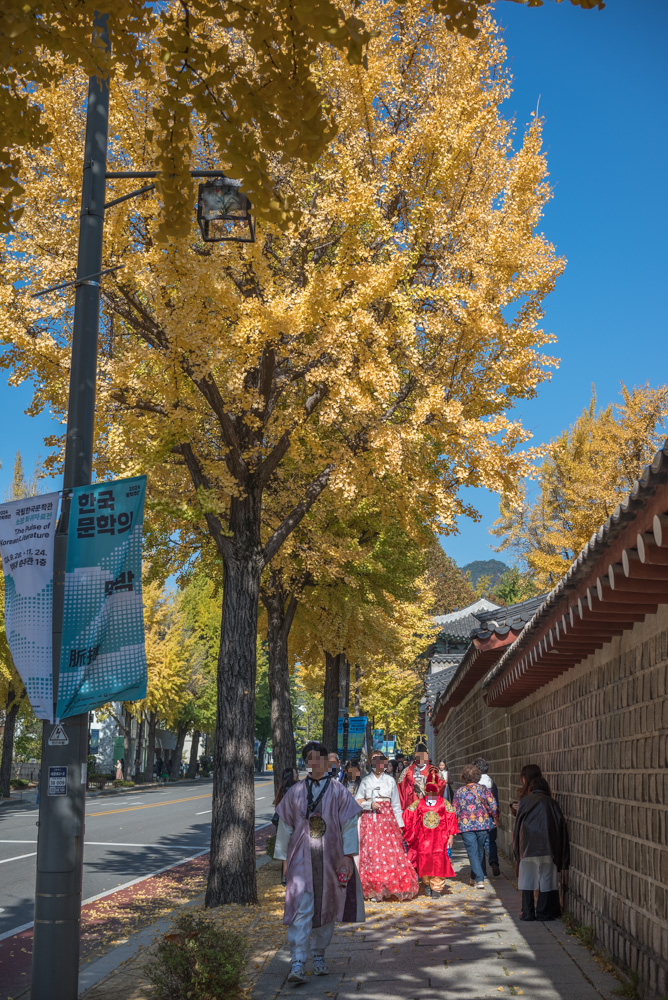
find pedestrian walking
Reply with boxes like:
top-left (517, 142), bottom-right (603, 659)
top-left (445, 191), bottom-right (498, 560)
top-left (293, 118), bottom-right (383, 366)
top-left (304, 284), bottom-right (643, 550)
top-left (453, 763), bottom-right (499, 889)
top-left (328, 752), bottom-right (343, 780)
top-left (115, 759), bottom-right (123, 781)
top-left (404, 768), bottom-right (458, 898)
top-left (473, 757), bottom-right (500, 876)
top-left (356, 751), bottom-right (418, 902)
top-left (272, 766), bottom-right (299, 887)
top-left (342, 760), bottom-right (362, 797)
top-left (155, 756), bottom-right (163, 781)
top-left (274, 741), bottom-right (364, 984)
top-left (397, 741), bottom-right (445, 809)
top-left (513, 774), bottom-right (569, 921)
top-left (438, 760), bottom-right (454, 803)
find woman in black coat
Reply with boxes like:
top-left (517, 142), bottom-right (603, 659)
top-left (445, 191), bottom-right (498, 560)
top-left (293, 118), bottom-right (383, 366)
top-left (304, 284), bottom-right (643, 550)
top-left (513, 776), bottom-right (569, 921)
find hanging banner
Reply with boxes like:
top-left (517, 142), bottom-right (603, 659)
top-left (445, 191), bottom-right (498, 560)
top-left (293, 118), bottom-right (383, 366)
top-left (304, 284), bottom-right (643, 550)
top-left (372, 728), bottom-right (385, 751)
top-left (0, 493), bottom-right (60, 720)
top-left (346, 716), bottom-right (367, 761)
top-left (337, 716), bottom-right (367, 760)
top-left (57, 476), bottom-right (147, 719)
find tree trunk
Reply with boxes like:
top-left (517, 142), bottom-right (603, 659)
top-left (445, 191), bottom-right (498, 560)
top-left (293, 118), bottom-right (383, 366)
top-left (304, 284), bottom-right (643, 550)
top-left (1, 686), bottom-right (20, 799)
top-left (262, 572), bottom-right (297, 796)
top-left (206, 493), bottom-right (263, 907)
top-left (322, 651), bottom-right (341, 754)
top-left (145, 711), bottom-right (157, 783)
top-left (133, 717), bottom-right (144, 782)
top-left (170, 723), bottom-right (188, 781)
top-left (123, 708), bottom-right (133, 778)
top-left (187, 729), bottom-right (200, 778)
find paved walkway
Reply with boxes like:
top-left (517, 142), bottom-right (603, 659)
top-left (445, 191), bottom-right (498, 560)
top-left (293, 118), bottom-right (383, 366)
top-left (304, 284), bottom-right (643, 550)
top-left (252, 845), bottom-right (621, 1000)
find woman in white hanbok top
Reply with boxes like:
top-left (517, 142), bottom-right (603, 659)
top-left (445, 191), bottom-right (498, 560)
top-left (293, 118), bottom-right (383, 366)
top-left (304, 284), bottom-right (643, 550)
top-left (355, 752), bottom-right (418, 901)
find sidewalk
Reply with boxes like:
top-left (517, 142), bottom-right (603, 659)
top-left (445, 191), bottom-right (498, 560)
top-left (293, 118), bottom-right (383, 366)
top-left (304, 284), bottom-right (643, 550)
top-left (252, 844), bottom-right (622, 1000)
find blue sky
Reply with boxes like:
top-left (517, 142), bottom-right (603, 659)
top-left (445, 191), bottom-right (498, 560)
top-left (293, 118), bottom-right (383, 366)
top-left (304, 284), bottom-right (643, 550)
top-left (1, 1), bottom-right (667, 564)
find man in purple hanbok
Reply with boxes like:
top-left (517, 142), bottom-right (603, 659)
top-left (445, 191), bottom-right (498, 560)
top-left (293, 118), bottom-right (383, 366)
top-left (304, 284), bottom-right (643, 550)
top-left (275, 741), bottom-right (365, 984)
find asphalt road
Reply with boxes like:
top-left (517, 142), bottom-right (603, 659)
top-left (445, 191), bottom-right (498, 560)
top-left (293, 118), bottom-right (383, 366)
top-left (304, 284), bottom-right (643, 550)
top-left (0, 775), bottom-right (275, 939)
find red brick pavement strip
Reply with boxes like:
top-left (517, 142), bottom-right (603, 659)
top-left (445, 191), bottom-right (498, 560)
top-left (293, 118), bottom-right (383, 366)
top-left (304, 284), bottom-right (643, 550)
top-left (0, 824), bottom-right (274, 1000)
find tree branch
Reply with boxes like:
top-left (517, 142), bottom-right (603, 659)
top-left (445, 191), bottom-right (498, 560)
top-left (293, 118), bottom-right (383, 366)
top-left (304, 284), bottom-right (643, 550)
top-left (174, 441), bottom-right (234, 563)
top-left (262, 463), bottom-right (334, 566)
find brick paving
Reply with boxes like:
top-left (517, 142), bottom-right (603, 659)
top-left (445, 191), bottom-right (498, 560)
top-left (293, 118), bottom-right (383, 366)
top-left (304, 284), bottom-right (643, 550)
top-left (252, 844), bottom-right (622, 1000)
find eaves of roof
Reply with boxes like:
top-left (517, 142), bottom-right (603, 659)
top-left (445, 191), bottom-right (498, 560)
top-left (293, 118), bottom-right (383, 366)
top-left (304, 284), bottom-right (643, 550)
top-left (430, 627), bottom-right (521, 726)
top-left (483, 439), bottom-right (668, 707)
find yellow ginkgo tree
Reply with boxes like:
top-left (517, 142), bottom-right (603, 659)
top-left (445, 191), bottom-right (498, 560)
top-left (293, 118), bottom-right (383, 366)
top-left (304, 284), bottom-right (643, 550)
top-left (2, 3), bottom-right (564, 904)
top-left (0, 0), bottom-right (602, 234)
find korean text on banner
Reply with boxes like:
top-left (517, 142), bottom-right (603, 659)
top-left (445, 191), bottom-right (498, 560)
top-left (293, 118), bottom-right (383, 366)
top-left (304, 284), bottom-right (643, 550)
top-left (0, 493), bottom-right (60, 720)
top-left (57, 476), bottom-right (148, 720)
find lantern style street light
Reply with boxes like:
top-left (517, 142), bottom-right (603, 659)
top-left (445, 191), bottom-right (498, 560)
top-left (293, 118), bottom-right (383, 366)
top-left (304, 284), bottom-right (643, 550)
top-left (197, 177), bottom-right (255, 243)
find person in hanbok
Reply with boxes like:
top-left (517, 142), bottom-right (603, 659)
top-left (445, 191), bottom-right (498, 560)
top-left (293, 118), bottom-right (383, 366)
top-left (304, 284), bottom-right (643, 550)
top-left (404, 769), bottom-right (458, 897)
top-left (397, 741), bottom-right (445, 810)
top-left (356, 751), bottom-right (419, 902)
top-left (274, 741), bottom-right (365, 984)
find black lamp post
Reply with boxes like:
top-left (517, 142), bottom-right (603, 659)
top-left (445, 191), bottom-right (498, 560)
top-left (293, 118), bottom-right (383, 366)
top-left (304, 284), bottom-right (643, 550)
top-left (197, 177), bottom-right (255, 243)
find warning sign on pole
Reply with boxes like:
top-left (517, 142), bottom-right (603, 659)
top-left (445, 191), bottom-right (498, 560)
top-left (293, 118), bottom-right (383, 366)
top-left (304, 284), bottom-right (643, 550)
top-left (48, 724), bottom-right (69, 746)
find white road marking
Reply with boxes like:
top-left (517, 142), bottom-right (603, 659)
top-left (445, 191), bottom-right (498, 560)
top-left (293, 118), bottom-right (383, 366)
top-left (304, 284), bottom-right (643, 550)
top-left (0, 852), bottom-right (37, 864)
top-left (256, 796), bottom-right (266, 800)
top-left (195, 810), bottom-right (211, 815)
top-left (85, 841), bottom-right (209, 849)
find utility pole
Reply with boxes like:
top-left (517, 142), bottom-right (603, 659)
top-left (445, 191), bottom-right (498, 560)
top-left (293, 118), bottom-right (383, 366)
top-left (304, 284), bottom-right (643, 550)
top-left (31, 16), bottom-right (110, 1000)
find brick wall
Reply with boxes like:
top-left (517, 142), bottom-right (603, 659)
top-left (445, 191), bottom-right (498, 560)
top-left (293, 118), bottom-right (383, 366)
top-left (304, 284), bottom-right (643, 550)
top-left (435, 604), bottom-right (668, 1000)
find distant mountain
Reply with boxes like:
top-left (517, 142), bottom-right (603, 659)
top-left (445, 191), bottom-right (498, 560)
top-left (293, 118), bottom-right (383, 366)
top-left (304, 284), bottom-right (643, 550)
top-left (461, 559), bottom-right (510, 588)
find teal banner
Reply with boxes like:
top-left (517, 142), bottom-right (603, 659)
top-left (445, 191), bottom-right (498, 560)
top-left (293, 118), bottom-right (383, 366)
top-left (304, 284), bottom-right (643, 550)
top-left (56, 476), bottom-right (147, 719)
top-left (337, 716), bottom-right (367, 761)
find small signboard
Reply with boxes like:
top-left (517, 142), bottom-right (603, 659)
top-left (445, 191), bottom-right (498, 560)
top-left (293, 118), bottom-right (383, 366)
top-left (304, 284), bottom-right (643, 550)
top-left (47, 766), bottom-right (67, 796)
top-left (48, 723), bottom-right (69, 746)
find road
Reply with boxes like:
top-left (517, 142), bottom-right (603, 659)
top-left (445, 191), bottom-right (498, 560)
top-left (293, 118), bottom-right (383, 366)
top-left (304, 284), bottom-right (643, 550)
top-left (0, 775), bottom-right (275, 939)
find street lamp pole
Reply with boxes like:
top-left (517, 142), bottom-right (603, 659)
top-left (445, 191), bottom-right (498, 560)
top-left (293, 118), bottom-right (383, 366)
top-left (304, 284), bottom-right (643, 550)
top-left (31, 15), bottom-right (110, 999)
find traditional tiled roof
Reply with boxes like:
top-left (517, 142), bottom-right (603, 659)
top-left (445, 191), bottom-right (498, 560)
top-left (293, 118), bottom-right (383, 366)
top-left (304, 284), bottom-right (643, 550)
top-left (424, 654), bottom-right (464, 715)
top-left (433, 598), bottom-right (499, 639)
top-left (428, 593), bottom-right (547, 724)
top-left (483, 439), bottom-right (668, 706)
top-left (472, 594), bottom-right (547, 638)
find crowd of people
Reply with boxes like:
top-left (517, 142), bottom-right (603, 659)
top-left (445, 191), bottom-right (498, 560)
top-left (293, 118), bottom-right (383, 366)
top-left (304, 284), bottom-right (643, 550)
top-left (272, 739), bottom-right (570, 985)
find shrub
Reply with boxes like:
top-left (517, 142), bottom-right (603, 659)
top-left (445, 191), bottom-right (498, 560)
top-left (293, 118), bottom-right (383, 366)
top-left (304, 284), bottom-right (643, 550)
top-left (113, 779), bottom-right (134, 788)
top-left (145, 912), bottom-right (247, 1000)
top-left (10, 778), bottom-right (29, 789)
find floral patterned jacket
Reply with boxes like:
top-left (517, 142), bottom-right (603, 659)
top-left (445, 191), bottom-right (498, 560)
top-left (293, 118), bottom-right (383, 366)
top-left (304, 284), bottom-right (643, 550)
top-left (453, 783), bottom-right (499, 832)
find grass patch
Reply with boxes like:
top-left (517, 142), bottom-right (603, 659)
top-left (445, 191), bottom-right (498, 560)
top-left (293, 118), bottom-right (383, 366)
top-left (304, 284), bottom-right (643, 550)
top-left (613, 972), bottom-right (640, 999)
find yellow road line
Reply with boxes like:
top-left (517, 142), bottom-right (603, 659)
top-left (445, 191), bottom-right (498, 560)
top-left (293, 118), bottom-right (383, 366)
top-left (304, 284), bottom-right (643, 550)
top-left (87, 781), bottom-right (274, 818)
top-left (87, 793), bottom-right (211, 817)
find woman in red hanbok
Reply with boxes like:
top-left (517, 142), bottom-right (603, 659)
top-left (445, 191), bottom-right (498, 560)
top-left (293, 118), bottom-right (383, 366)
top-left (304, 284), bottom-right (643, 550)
top-left (404, 771), bottom-right (459, 898)
top-left (356, 752), bottom-right (418, 902)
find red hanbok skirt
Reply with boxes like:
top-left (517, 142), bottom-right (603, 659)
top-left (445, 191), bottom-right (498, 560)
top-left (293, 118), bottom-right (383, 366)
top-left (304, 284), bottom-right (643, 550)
top-left (358, 801), bottom-right (419, 901)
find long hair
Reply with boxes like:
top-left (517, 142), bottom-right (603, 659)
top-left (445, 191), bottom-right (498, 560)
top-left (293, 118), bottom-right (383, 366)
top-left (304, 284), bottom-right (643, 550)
top-left (342, 760), bottom-right (362, 796)
top-left (518, 763), bottom-right (543, 799)
top-left (273, 767), bottom-right (297, 807)
top-left (529, 776), bottom-right (552, 796)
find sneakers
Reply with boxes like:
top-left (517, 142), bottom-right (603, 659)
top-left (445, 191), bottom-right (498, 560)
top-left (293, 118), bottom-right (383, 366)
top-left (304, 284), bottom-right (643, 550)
top-left (491, 862), bottom-right (500, 877)
top-left (313, 956), bottom-right (330, 976)
top-left (423, 884), bottom-right (432, 897)
top-left (475, 881), bottom-right (486, 889)
top-left (288, 961), bottom-right (306, 984)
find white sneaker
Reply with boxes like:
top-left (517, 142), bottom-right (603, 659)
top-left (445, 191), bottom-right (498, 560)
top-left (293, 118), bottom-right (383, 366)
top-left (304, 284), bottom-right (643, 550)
top-left (476, 881), bottom-right (486, 889)
top-left (288, 961), bottom-right (306, 984)
top-left (313, 956), bottom-right (329, 976)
